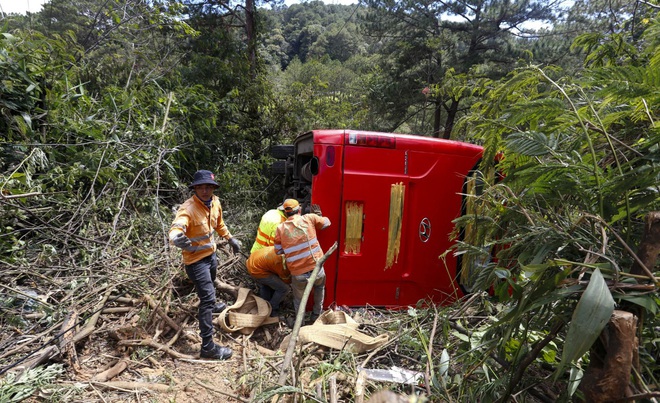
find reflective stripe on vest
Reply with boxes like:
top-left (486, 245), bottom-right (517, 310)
top-left (285, 244), bottom-right (322, 263)
top-left (251, 209), bottom-right (286, 253)
top-left (282, 237), bottom-right (319, 256)
top-left (169, 195), bottom-right (231, 265)
top-left (275, 214), bottom-right (330, 275)
top-left (255, 227), bottom-right (274, 247)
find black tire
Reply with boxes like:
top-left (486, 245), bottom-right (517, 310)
top-left (270, 145), bottom-right (294, 159)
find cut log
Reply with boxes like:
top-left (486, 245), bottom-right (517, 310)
top-left (214, 279), bottom-right (240, 298)
top-left (579, 310), bottom-right (637, 402)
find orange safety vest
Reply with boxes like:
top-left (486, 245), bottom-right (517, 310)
top-left (246, 246), bottom-right (290, 282)
top-left (250, 209), bottom-right (286, 253)
top-left (274, 214), bottom-right (331, 276)
top-left (169, 195), bottom-right (232, 265)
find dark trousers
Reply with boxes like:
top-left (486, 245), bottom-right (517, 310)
top-left (185, 253), bottom-right (217, 347)
top-left (254, 274), bottom-right (290, 311)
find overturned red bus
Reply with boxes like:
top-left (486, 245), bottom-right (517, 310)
top-left (272, 130), bottom-right (484, 308)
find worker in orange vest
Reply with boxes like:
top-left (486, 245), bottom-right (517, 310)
top-left (245, 246), bottom-right (291, 318)
top-left (169, 170), bottom-right (241, 360)
top-left (274, 199), bottom-right (330, 323)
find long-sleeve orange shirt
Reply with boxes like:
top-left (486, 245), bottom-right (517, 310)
top-left (169, 195), bottom-right (232, 265)
top-left (246, 246), bottom-right (290, 283)
top-left (274, 213), bottom-right (331, 276)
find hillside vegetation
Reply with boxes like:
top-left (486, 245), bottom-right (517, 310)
top-left (1, 0), bottom-right (659, 401)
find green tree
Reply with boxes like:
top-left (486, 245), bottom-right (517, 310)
top-left (0, 30), bottom-right (61, 144)
top-left (272, 54), bottom-right (381, 131)
top-left (361, 0), bottom-right (561, 138)
top-left (452, 13), bottom-right (660, 401)
top-left (263, 1), bottom-right (366, 68)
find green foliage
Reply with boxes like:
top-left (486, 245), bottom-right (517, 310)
top-left (359, 0), bottom-right (559, 137)
top-left (1, 1), bottom-right (659, 401)
top-left (273, 56), bottom-right (372, 130)
top-left (558, 268), bottom-right (614, 376)
top-left (261, 1), bottom-right (367, 68)
top-left (0, 30), bottom-right (75, 142)
top-left (0, 364), bottom-right (66, 402)
top-left (451, 14), bottom-right (660, 401)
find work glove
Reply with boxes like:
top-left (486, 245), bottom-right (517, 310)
top-left (171, 232), bottom-right (192, 249)
top-left (228, 237), bottom-right (242, 254)
top-left (310, 204), bottom-right (322, 216)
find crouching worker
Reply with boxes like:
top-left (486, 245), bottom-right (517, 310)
top-left (169, 169), bottom-right (242, 360)
top-left (250, 202), bottom-right (287, 253)
top-left (246, 246), bottom-right (291, 317)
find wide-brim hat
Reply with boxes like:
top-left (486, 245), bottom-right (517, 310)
top-left (189, 170), bottom-right (219, 189)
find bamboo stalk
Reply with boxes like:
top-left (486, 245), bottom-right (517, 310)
top-left (277, 241), bottom-right (338, 386)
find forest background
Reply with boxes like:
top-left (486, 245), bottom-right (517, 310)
top-left (1, 0), bottom-right (659, 402)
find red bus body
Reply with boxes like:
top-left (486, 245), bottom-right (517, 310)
top-left (278, 130), bottom-right (483, 308)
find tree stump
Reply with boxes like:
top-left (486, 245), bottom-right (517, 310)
top-left (579, 310), bottom-right (637, 402)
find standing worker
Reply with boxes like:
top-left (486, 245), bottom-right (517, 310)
top-left (245, 246), bottom-right (291, 317)
top-left (274, 199), bottom-right (330, 324)
top-left (250, 202), bottom-right (287, 253)
top-left (169, 169), bottom-right (242, 360)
